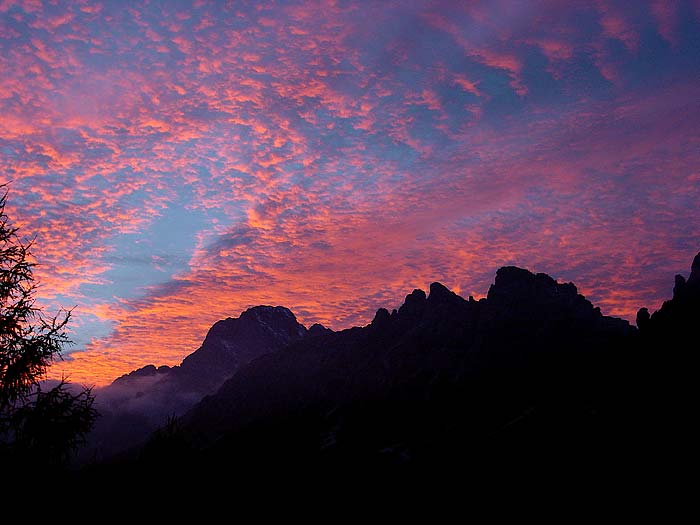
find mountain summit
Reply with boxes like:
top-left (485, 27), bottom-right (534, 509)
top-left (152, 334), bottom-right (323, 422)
top-left (687, 252), bottom-right (700, 286)
top-left (179, 305), bottom-right (307, 387)
top-left (86, 304), bottom-right (322, 459)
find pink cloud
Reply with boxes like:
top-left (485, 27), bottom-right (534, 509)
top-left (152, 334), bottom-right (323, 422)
top-left (595, 1), bottom-right (640, 52)
top-left (651, 0), bottom-right (680, 46)
top-left (0, 1), bottom-right (695, 386)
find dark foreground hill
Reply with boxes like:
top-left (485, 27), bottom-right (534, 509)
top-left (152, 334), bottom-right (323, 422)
top-left (84, 253), bottom-right (699, 478)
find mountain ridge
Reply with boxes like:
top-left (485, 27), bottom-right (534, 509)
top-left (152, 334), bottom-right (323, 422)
top-left (83, 304), bottom-right (322, 461)
top-left (83, 252), bottom-right (699, 476)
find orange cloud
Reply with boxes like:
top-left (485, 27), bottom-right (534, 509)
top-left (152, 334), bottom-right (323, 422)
top-left (0, 0), bottom-right (695, 387)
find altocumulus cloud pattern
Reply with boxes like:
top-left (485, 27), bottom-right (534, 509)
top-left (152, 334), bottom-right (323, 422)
top-left (1, 0), bottom-right (698, 384)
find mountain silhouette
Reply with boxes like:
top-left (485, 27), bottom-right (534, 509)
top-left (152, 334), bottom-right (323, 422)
top-left (632, 252), bottom-right (700, 466)
top-left (84, 305), bottom-right (319, 460)
top-left (172, 266), bottom-right (633, 471)
top-left (83, 252), bottom-right (699, 479)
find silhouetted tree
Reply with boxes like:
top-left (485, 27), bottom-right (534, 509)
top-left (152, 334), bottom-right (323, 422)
top-left (0, 185), bottom-right (97, 468)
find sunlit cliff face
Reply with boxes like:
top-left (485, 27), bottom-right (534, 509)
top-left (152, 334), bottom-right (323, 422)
top-left (1, 0), bottom-right (698, 385)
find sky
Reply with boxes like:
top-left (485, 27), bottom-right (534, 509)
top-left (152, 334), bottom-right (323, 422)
top-left (1, 0), bottom-right (698, 386)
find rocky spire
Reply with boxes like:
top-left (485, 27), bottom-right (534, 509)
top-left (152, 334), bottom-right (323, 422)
top-left (397, 288), bottom-right (427, 319)
top-left (687, 252), bottom-right (700, 286)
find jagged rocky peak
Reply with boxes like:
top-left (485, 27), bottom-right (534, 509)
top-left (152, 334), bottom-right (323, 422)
top-left (371, 307), bottom-right (391, 328)
top-left (239, 304), bottom-right (297, 324)
top-left (238, 305), bottom-right (307, 338)
top-left (240, 304), bottom-right (295, 319)
top-left (687, 252), bottom-right (700, 286)
top-left (670, 251), bottom-right (700, 298)
top-left (427, 281), bottom-right (467, 306)
top-left (491, 265), bottom-right (568, 292)
top-left (112, 364), bottom-right (170, 385)
top-left (673, 274), bottom-right (687, 298)
top-left (397, 288), bottom-right (427, 318)
top-left (484, 264), bottom-right (618, 326)
top-left (195, 305), bottom-right (307, 349)
top-left (636, 307), bottom-right (650, 330)
top-left (308, 323), bottom-right (332, 337)
top-left (407, 288), bottom-right (427, 303)
top-left (492, 265), bottom-right (536, 285)
top-left (641, 251), bottom-right (700, 335)
top-left (179, 305), bottom-right (308, 379)
top-left (488, 265), bottom-right (579, 302)
top-left (110, 304), bottom-right (310, 393)
top-left (429, 281), bottom-right (450, 295)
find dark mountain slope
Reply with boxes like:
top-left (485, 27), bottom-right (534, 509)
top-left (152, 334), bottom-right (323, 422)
top-left (175, 264), bottom-right (636, 472)
top-left (87, 252), bottom-right (699, 478)
top-left (633, 252), bottom-right (700, 461)
top-left (177, 305), bottom-right (308, 389)
top-left (83, 305), bottom-right (315, 461)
